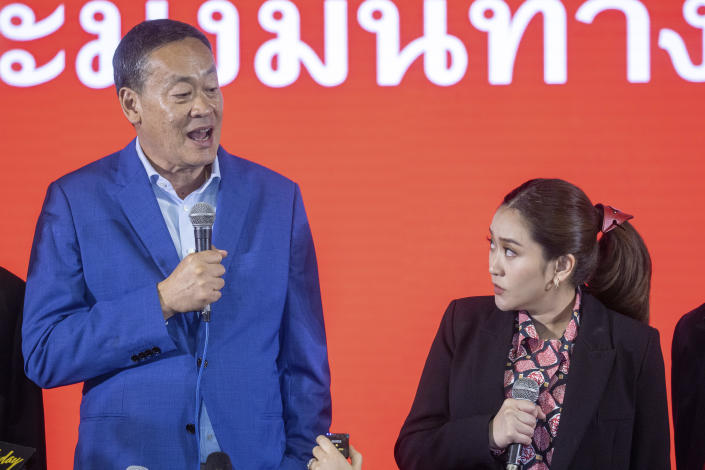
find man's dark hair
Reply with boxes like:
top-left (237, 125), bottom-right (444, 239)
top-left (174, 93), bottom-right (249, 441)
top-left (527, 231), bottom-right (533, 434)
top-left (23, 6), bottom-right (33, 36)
top-left (112, 19), bottom-right (212, 95)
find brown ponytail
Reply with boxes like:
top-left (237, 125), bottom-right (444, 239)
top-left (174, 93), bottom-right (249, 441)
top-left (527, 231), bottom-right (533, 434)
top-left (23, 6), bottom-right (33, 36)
top-left (588, 208), bottom-right (651, 323)
top-left (502, 179), bottom-right (651, 323)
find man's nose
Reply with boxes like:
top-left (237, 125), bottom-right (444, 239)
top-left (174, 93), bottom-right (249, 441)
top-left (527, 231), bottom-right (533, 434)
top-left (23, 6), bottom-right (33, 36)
top-left (191, 91), bottom-right (215, 116)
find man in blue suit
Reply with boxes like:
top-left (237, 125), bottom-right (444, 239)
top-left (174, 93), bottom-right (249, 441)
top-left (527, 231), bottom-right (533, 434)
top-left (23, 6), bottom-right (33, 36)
top-left (22, 20), bottom-right (331, 469)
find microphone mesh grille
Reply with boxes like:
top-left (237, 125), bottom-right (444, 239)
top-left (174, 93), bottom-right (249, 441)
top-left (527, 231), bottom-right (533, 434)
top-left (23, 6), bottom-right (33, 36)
top-left (511, 377), bottom-right (540, 402)
top-left (189, 202), bottom-right (216, 226)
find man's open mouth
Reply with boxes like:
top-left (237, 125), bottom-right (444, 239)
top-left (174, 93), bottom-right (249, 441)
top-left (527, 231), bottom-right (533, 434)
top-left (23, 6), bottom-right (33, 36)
top-left (187, 127), bottom-right (213, 142)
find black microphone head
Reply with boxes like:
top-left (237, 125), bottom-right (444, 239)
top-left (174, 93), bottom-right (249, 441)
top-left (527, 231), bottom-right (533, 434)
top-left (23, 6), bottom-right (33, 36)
top-left (189, 202), bottom-right (216, 227)
top-left (511, 377), bottom-right (540, 403)
top-left (205, 452), bottom-right (233, 470)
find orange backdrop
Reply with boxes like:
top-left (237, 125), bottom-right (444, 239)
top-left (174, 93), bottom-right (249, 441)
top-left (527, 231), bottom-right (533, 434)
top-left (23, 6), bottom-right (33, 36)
top-left (2, 1), bottom-right (704, 468)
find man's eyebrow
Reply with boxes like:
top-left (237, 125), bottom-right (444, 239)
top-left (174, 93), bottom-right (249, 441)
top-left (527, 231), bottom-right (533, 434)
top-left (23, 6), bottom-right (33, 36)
top-left (166, 66), bottom-right (218, 86)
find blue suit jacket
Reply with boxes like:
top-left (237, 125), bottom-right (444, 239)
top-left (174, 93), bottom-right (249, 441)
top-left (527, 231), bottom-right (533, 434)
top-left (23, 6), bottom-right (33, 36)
top-left (22, 140), bottom-right (331, 469)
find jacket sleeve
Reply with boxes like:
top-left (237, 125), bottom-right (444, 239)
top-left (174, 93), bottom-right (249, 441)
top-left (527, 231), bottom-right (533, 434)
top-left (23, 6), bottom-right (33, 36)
top-left (630, 327), bottom-right (670, 470)
top-left (277, 184), bottom-right (331, 470)
top-left (671, 315), bottom-right (696, 470)
top-left (0, 270), bottom-right (47, 470)
top-left (395, 300), bottom-right (501, 470)
top-left (22, 181), bottom-right (177, 389)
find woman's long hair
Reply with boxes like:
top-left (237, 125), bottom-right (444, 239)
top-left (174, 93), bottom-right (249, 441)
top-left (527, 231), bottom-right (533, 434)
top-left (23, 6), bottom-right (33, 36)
top-left (502, 179), bottom-right (651, 323)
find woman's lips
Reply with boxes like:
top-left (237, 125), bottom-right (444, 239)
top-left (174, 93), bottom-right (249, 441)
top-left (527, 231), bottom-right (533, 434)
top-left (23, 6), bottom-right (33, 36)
top-left (493, 284), bottom-right (505, 295)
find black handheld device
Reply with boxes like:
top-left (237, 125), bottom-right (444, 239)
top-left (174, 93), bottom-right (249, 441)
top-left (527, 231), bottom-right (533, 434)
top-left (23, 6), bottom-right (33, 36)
top-left (325, 432), bottom-right (350, 459)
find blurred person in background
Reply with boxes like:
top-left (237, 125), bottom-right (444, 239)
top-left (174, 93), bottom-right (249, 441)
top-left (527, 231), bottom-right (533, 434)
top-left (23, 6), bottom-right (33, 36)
top-left (0, 266), bottom-right (46, 470)
top-left (672, 303), bottom-right (705, 470)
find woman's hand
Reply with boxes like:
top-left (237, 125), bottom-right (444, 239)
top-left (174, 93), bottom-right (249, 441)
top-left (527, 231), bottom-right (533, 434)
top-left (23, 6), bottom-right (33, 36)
top-left (308, 435), bottom-right (363, 470)
top-left (489, 398), bottom-right (546, 450)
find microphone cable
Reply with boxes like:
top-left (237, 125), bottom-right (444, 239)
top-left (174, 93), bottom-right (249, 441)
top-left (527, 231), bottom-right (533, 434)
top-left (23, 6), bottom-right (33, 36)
top-left (195, 321), bottom-right (210, 470)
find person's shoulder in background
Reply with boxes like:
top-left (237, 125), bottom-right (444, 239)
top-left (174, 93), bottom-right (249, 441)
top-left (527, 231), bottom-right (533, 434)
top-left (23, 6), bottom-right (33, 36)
top-left (0, 266), bottom-right (23, 311)
top-left (672, 302), bottom-right (705, 470)
top-left (0, 266), bottom-right (47, 470)
top-left (674, 302), bottom-right (705, 341)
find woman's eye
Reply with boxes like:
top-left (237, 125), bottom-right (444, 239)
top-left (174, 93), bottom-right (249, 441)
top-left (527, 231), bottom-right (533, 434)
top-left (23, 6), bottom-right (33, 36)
top-left (487, 237), bottom-right (495, 249)
top-left (505, 248), bottom-right (516, 257)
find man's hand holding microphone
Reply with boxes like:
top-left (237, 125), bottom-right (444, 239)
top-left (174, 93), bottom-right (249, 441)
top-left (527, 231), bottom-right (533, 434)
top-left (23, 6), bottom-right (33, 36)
top-left (157, 247), bottom-right (228, 321)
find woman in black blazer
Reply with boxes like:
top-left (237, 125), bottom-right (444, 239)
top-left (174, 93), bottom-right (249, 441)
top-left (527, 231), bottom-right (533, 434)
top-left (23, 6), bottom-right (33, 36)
top-left (395, 179), bottom-right (669, 470)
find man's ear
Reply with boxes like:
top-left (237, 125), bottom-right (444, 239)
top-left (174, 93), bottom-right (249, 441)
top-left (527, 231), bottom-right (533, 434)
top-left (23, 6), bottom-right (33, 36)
top-left (118, 87), bottom-right (141, 126)
top-left (555, 254), bottom-right (576, 284)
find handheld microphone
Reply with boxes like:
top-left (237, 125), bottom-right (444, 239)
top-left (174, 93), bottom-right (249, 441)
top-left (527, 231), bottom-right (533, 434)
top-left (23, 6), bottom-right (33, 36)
top-left (506, 377), bottom-right (540, 470)
top-left (205, 452), bottom-right (233, 470)
top-left (189, 202), bottom-right (216, 322)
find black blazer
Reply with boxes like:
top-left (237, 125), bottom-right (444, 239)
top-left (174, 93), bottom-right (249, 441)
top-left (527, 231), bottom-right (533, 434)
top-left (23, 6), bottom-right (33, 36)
top-left (672, 303), bottom-right (705, 470)
top-left (0, 267), bottom-right (46, 470)
top-left (395, 294), bottom-right (669, 470)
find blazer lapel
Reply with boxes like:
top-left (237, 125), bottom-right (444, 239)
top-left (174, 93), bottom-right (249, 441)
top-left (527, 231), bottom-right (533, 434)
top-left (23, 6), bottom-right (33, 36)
top-left (114, 140), bottom-right (180, 279)
top-left (550, 294), bottom-right (616, 470)
top-left (473, 305), bottom-right (516, 413)
top-left (212, 148), bottom-right (251, 274)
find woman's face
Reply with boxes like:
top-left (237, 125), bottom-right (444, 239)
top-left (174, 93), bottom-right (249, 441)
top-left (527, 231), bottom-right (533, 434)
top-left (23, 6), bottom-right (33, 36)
top-left (488, 206), bottom-right (555, 313)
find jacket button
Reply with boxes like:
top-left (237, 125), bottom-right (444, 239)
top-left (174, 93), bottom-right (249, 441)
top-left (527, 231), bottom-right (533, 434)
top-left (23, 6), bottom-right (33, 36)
top-left (186, 423), bottom-right (196, 434)
top-left (131, 355), bottom-right (139, 362)
top-left (152, 347), bottom-right (161, 355)
top-left (138, 352), bottom-right (147, 359)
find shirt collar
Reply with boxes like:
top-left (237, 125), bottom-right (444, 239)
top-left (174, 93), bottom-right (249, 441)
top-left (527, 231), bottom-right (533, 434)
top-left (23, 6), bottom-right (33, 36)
top-left (515, 289), bottom-right (582, 348)
top-left (135, 137), bottom-right (221, 189)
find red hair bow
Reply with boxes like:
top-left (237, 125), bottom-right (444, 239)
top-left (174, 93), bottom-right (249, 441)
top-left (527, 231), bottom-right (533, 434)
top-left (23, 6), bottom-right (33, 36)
top-left (596, 203), bottom-right (633, 233)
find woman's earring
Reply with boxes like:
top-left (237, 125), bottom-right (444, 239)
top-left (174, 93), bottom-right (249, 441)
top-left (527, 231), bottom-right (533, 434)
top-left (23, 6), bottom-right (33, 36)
top-left (553, 278), bottom-right (560, 289)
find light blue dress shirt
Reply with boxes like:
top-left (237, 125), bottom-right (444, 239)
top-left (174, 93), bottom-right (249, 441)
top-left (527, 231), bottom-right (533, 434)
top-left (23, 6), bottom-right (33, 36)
top-left (135, 139), bottom-right (222, 463)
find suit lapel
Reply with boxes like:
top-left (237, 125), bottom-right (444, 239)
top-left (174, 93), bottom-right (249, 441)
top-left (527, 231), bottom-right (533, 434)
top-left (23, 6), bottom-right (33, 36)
top-left (212, 148), bottom-right (251, 274)
top-left (114, 140), bottom-right (180, 278)
top-left (550, 294), bottom-right (616, 470)
top-left (473, 305), bottom-right (516, 413)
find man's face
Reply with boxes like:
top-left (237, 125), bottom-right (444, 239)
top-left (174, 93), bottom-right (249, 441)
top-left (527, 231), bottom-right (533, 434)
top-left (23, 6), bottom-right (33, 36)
top-left (133, 37), bottom-right (223, 172)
